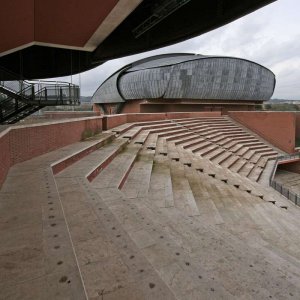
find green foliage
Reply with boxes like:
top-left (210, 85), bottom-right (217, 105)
top-left (263, 103), bottom-right (300, 111)
top-left (42, 104), bottom-right (93, 112)
top-left (296, 138), bottom-right (300, 148)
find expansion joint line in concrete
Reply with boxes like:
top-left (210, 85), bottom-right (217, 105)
top-left (51, 168), bottom-right (89, 300)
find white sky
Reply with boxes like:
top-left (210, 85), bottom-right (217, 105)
top-left (62, 0), bottom-right (300, 99)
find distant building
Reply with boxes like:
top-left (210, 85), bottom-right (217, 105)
top-left (92, 53), bottom-right (276, 114)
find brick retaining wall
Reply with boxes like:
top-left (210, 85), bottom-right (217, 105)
top-left (0, 117), bottom-right (103, 187)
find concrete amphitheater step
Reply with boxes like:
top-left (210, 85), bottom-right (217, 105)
top-left (51, 132), bottom-right (115, 174)
top-left (55, 178), bottom-right (176, 299)
top-left (237, 162), bottom-right (256, 177)
top-left (156, 137), bottom-right (168, 155)
top-left (157, 127), bottom-right (189, 138)
top-left (213, 151), bottom-right (232, 164)
top-left (132, 130), bottom-right (151, 145)
top-left (256, 157), bottom-right (268, 168)
top-left (168, 157), bottom-right (200, 217)
top-left (111, 123), bottom-right (135, 135)
top-left (121, 147), bottom-right (155, 199)
top-left (196, 144), bottom-right (219, 156)
top-left (223, 138), bottom-right (255, 150)
top-left (174, 138), bottom-right (300, 212)
top-left (148, 154), bottom-right (174, 208)
top-left (236, 146), bottom-right (251, 157)
top-left (184, 167), bottom-right (224, 225)
top-left (120, 123), bottom-right (178, 140)
top-left (145, 133), bottom-right (158, 150)
top-left (204, 147), bottom-right (226, 160)
top-left (99, 189), bottom-right (239, 298)
top-left (165, 131), bottom-right (198, 142)
top-left (56, 138), bottom-right (129, 181)
top-left (230, 143), bottom-right (245, 153)
top-left (219, 138), bottom-right (243, 149)
top-left (178, 120), bottom-right (229, 129)
top-left (230, 138), bottom-right (256, 152)
top-left (90, 143), bottom-right (142, 189)
top-left (193, 151), bottom-right (296, 211)
top-left (248, 165), bottom-right (264, 182)
top-left (189, 141), bottom-right (212, 153)
top-left (259, 150), bottom-right (279, 156)
top-left (181, 137), bottom-right (206, 149)
top-left (111, 120), bottom-right (170, 135)
top-left (201, 127), bottom-right (242, 136)
top-left (229, 158), bottom-right (248, 173)
top-left (219, 154), bottom-right (240, 168)
top-left (171, 142), bottom-right (300, 236)
top-left (249, 144), bottom-right (272, 151)
top-left (0, 136), bottom-right (120, 299)
top-left (3, 118), bottom-right (300, 300)
top-left (249, 153), bottom-right (264, 164)
top-left (121, 126), bottom-right (143, 140)
top-left (205, 128), bottom-right (242, 140)
top-left (243, 150), bottom-right (256, 160)
top-left (68, 131), bottom-right (297, 299)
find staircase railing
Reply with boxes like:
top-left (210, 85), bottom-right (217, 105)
top-left (269, 152), bottom-right (300, 206)
top-left (0, 66), bottom-right (80, 105)
top-left (0, 66), bottom-right (80, 123)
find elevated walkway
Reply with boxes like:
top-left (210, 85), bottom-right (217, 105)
top-left (0, 67), bottom-right (80, 124)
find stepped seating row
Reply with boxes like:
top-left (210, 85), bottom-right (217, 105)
top-left (1, 117), bottom-right (298, 299)
top-left (274, 169), bottom-right (300, 195)
top-left (110, 128), bottom-right (300, 298)
top-left (110, 116), bottom-right (280, 183)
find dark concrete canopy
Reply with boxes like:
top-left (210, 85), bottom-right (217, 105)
top-left (0, 0), bottom-right (275, 79)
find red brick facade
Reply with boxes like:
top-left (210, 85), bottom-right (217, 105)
top-left (229, 111), bottom-right (296, 153)
top-left (0, 117), bottom-right (103, 187)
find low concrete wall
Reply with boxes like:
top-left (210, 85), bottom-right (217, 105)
top-left (0, 117), bottom-right (103, 187)
top-left (229, 111), bottom-right (296, 154)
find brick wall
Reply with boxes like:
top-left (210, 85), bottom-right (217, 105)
top-left (103, 114), bottom-right (128, 130)
top-left (0, 117), bottom-right (103, 187)
top-left (229, 111), bottom-right (296, 153)
top-left (103, 112), bottom-right (221, 130)
top-left (0, 129), bottom-right (11, 188)
top-left (1, 112), bottom-right (222, 187)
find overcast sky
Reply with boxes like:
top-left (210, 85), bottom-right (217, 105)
top-left (63, 0), bottom-right (300, 99)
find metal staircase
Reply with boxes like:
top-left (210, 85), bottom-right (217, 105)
top-left (0, 67), bottom-right (80, 124)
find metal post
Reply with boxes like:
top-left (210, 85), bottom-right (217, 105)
top-left (31, 85), bottom-right (35, 100)
top-left (60, 88), bottom-right (63, 103)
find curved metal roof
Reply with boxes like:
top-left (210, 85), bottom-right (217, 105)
top-left (92, 53), bottom-right (276, 103)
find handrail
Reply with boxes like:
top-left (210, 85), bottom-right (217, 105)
top-left (269, 152), bottom-right (300, 206)
top-left (0, 66), bottom-right (80, 106)
top-left (0, 66), bottom-right (80, 124)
